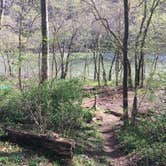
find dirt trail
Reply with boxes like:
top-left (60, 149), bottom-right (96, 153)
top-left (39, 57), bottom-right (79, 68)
top-left (84, 91), bottom-right (129, 165)
top-left (83, 87), bottom-right (154, 166)
top-left (99, 112), bottom-right (128, 166)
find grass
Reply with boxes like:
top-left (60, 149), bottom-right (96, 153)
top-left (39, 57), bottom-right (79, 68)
top-left (0, 57), bottom-right (165, 165)
top-left (69, 121), bottom-right (110, 166)
top-left (0, 119), bottom-right (110, 166)
top-left (117, 88), bottom-right (166, 166)
top-left (0, 141), bottom-right (50, 166)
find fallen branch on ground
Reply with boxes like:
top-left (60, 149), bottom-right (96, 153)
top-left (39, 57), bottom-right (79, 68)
top-left (5, 128), bottom-right (75, 159)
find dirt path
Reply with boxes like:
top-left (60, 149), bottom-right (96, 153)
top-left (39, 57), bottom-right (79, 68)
top-left (84, 96), bottom-right (129, 165)
top-left (83, 87), bottom-right (155, 165)
top-left (99, 112), bottom-right (128, 166)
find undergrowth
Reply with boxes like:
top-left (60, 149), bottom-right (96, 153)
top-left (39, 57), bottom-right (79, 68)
top-left (118, 109), bottom-right (166, 166)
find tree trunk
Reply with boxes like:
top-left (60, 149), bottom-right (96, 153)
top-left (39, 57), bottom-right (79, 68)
top-left (93, 52), bottom-right (97, 81)
top-left (60, 54), bottom-right (65, 79)
top-left (138, 0), bottom-right (160, 87)
top-left (52, 32), bottom-right (58, 79)
top-left (83, 58), bottom-right (87, 80)
top-left (0, 0), bottom-right (4, 29)
top-left (97, 53), bottom-right (101, 87)
top-left (38, 50), bottom-right (41, 82)
top-left (108, 54), bottom-right (116, 81)
top-left (140, 50), bottom-right (145, 88)
top-left (123, 0), bottom-right (129, 124)
top-left (40, 0), bottom-right (49, 83)
top-left (1, 54), bottom-right (7, 76)
top-left (100, 53), bottom-right (107, 86)
top-left (115, 52), bottom-right (120, 86)
top-left (6, 128), bottom-right (75, 159)
top-left (127, 59), bottom-right (133, 88)
top-left (63, 53), bottom-right (70, 79)
top-left (18, 16), bottom-right (22, 91)
top-left (6, 53), bottom-right (12, 76)
top-left (132, 0), bottom-right (160, 125)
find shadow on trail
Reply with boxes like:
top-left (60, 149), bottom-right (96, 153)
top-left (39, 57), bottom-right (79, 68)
top-left (0, 136), bottom-right (69, 165)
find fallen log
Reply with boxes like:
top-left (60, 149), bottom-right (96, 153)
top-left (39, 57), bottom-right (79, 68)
top-left (6, 128), bottom-right (75, 159)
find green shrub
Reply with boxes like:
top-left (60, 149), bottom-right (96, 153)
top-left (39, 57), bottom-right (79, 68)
top-left (0, 157), bottom-right (9, 165)
top-left (0, 86), bottom-right (23, 125)
top-left (82, 110), bottom-right (93, 123)
top-left (118, 109), bottom-right (166, 166)
top-left (138, 143), bottom-right (166, 166)
top-left (29, 160), bottom-right (39, 166)
top-left (0, 79), bottom-right (86, 136)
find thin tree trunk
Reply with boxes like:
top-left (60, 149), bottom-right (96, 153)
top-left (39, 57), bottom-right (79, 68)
top-left (123, 0), bottom-right (129, 124)
top-left (63, 30), bottom-right (77, 79)
top-left (127, 59), bottom-right (133, 88)
top-left (115, 52), bottom-right (120, 86)
top-left (61, 55), bottom-right (65, 79)
top-left (40, 0), bottom-right (49, 83)
top-left (1, 54), bottom-right (7, 76)
top-left (140, 51), bottom-right (145, 88)
top-left (38, 50), bottom-right (41, 82)
top-left (69, 62), bottom-right (72, 79)
top-left (93, 52), bottom-right (97, 81)
top-left (83, 58), bottom-right (87, 81)
top-left (109, 53), bottom-right (116, 81)
top-left (63, 53), bottom-right (70, 79)
top-left (97, 53), bottom-right (101, 87)
top-left (0, 0), bottom-right (4, 29)
top-left (59, 42), bottom-right (65, 79)
top-left (52, 32), bottom-right (58, 79)
top-left (100, 53), bottom-right (107, 86)
top-left (18, 17), bottom-right (22, 91)
top-left (52, 53), bottom-right (58, 79)
top-left (6, 53), bottom-right (12, 76)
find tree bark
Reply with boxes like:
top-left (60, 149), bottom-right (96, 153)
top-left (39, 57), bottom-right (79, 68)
top-left (108, 53), bottom-right (116, 81)
top-left (6, 53), bottom-right (12, 76)
top-left (18, 14), bottom-right (23, 91)
top-left (93, 52), bottom-right (97, 81)
top-left (123, 0), bottom-right (129, 124)
top-left (115, 51), bottom-right (120, 86)
top-left (51, 31), bottom-right (58, 79)
top-left (100, 53), bottom-right (107, 86)
top-left (40, 0), bottom-right (49, 83)
top-left (97, 53), bottom-right (101, 87)
top-left (1, 54), bottom-right (7, 76)
top-left (127, 59), bottom-right (133, 88)
top-left (6, 128), bottom-right (75, 159)
top-left (0, 0), bottom-right (4, 29)
top-left (83, 57), bottom-right (88, 80)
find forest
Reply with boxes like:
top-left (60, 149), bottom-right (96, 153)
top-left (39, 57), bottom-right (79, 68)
top-left (0, 0), bottom-right (165, 166)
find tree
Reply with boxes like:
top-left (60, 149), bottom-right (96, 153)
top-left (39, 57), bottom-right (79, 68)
top-left (40, 0), bottom-right (49, 83)
top-left (131, 0), bottom-right (161, 125)
top-left (0, 0), bottom-right (39, 89)
top-left (0, 0), bottom-right (4, 29)
top-left (123, 0), bottom-right (129, 124)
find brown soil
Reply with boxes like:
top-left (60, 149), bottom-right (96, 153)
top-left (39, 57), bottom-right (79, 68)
top-left (99, 112), bottom-right (128, 166)
top-left (83, 86), bottom-right (154, 166)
